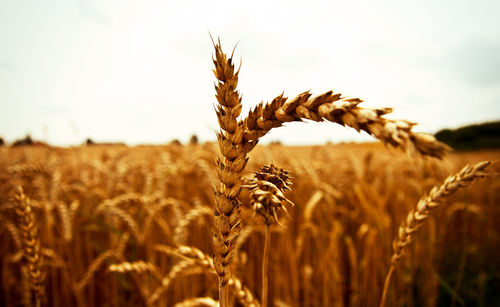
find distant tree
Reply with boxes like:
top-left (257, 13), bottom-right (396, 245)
top-left (0, 137), bottom-right (4, 146)
top-left (189, 134), bottom-right (199, 145)
top-left (435, 121), bottom-right (500, 150)
top-left (12, 135), bottom-right (33, 146)
top-left (170, 139), bottom-right (182, 145)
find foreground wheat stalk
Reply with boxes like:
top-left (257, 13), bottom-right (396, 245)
top-left (379, 161), bottom-right (491, 307)
top-left (211, 38), bottom-right (449, 306)
top-left (246, 164), bottom-right (293, 307)
top-left (13, 186), bottom-right (44, 307)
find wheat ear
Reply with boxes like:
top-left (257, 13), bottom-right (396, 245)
top-left (108, 260), bottom-right (163, 281)
top-left (245, 164), bottom-right (293, 307)
top-left (175, 245), bottom-right (261, 307)
top-left (149, 244), bottom-right (260, 306)
top-left (13, 186), bottom-right (45, 306)
top-left (173, 297), bottom-right (219, 307)
top-left (379, 161), bottom-right (491, 307)
top-left (211, 37), bottom-right (252, 306)
top-left (242, 92), bottom-right (449, 158)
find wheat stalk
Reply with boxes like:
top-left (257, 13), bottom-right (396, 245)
top-left (245, 163), bottom-right (293, 307)
top-left (211, 38), bottom-right (450, 306)
top-left (13, 186), bottom-right (45, 306)
top-left (108, 260), bottom-right (163, 281)
top-left (211, 37), bottom-right (250, 306)
top-left (379, 160), bottom-right (491, 307)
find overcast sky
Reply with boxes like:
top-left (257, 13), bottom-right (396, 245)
top-left (1, 0), bottom-right (499, 146)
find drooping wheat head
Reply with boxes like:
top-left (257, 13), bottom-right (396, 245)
top-left (242, 92), bottom-right (451, 158)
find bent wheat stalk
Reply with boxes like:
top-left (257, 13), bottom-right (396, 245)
top-left (242, 92), bottom-right (449, 158)
top-left (379, 161), bottom-right (491, 307)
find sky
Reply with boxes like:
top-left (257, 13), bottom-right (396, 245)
top-left (1, 0), bottom-right (499, 146)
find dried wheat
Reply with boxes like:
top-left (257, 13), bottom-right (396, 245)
top-left (242, 92), bottom-right (449, 158)
top-left (173, 297), bottom-right (219, 307)
top-left (380, 161), bottom-right (491, 307)
top-left (13, 186), bottom-right (45, 304)
top-left (108, 260), bottom-right (162, 281)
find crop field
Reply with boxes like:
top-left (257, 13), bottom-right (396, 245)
top-left (0, 142), bottom-right (498, 307)
top-left (1, 42), bottom-right (499, 307)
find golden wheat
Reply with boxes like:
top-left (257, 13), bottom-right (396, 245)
top-left (12, 186), bottom-right (45, 306)
top-left (0, 69), bottom-right (497, 307)
top-left (380, 160), bottom-right (492, 307)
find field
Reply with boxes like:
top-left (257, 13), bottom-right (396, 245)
top-left (1, 142), bottom-right (498, 307)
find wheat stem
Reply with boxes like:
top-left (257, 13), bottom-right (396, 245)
top-left (261, 225), bottom-right (270, 307)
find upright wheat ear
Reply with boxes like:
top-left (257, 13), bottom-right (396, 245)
top-left (242, 92), bottom-right (449, 158)
top-left (13, 186), bottom-right (45, 307)
top-left (212, 37), bottom-right (251, 305)
top-left (379, 161), bottom-right (491, 307)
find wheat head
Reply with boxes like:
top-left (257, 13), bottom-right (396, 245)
top-left (380, 160), bottom-right (492, 307)
top-left (12, 186), bottom-right (45, 301)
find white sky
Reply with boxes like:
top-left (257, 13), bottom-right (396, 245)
top-left (1, 0), bottom-right (499, 145)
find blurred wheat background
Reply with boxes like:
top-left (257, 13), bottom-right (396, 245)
top-left (1, 142), bottom-right (498, 306)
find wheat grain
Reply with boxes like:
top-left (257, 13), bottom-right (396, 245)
top-left (244, 163), bottom-right (293, 307)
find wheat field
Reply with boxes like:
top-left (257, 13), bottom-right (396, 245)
top-left (1, 142), bottom-right (498, 306)
top-left (1, 41), bottom-right (499, 307)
